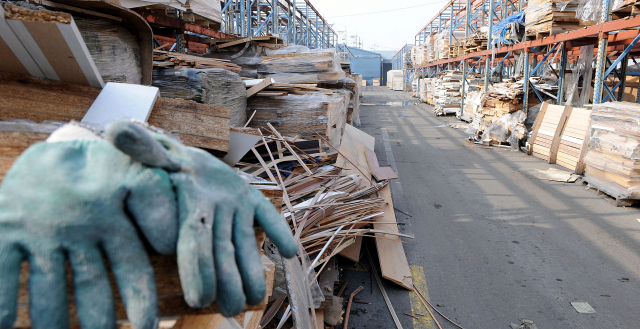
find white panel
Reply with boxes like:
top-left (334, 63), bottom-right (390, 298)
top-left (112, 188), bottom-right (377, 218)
top-left (0, 13), bottom-right (45, 77)
top-left (82, 82), bottom-right (159, 127)
top-left (57, 18), bottom-right (104, 88)
top-left (5, 19), bottom-right (59, 80)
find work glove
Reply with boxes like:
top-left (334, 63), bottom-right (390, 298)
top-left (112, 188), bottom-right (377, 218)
top-left (0, 121), bottom-right (297, 329)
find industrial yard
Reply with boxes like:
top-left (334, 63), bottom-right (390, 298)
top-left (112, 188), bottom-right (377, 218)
top-left (1, 0), bottom-right (640, 328)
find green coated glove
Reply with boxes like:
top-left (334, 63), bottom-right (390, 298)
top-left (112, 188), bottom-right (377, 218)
top-left (0, 121), bottom-right (297, 329)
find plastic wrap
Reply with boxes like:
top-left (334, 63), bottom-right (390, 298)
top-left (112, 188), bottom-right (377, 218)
top-left (270, 45), bottom-right (311, 55)
top-left (564, 45), bottom-right (594, 107)
top-left (0, 119), bottom-right (64, 133)
top-left (258, 48), bottom-right (346, 84)
top-left (577, 0), bottom-right (623, 22)
top-left (491, 12), bottom-right (525, 47)
top-left (152, 67), bottom-right (247, 127)
top-left (75, 16), bottom-right (142, 84)
top-left (189, 0), bottom-right (222, 23)
top-left (433, 71), bottom-right (463, 115)
top-left (583, 102), bottom-right (640, 199)
top-left (481, 110), bottom-right (526, 143)
top-left (387, 70), bottom-right (404, 91)
top-left (246, 91), bottom-right (349, 146)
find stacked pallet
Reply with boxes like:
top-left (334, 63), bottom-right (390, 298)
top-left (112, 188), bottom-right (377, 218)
top-left (436, 30), bottom-right (466, 60)
top-left (464, 27), bottom-right (489, 54)
top-left (433, 71), bottom-right (462, 116)
top-left (613, 0), bottom-right (640, 19)
top-left (411, 43), bottom-right (433, 66)
top-left (583, 102), bottom-right (640, 204)
top-left (153, 50), bottom-right (242, 72)
top-left (525, 0), bottom-right (593, 38)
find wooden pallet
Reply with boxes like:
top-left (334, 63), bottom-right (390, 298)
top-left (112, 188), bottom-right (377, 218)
top-left (612, 3), bottom-right (640, 19)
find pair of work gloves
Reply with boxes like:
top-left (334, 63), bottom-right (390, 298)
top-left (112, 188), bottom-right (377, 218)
top-left (0, 121), bottom-right (298, 329)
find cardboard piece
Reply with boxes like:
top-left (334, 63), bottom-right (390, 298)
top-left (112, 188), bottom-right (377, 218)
top-left (365, 147), bottom-right (399, 181)
top-left (81, 82), bottom-right (158, 127)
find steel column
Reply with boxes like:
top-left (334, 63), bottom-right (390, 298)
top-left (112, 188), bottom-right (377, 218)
top-left (557, 42), bottom-right (568, 105)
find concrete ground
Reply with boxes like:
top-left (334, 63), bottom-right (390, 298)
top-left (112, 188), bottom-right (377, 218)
top-left (338, 87), bottom-right (640, 329)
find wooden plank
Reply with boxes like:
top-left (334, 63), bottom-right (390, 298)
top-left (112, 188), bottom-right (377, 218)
top-left (0, 72), bottom-right (231, 152)
top-left (549, 105), bottom-right (573, 164)
top-left (528, 102), bottom-right (549, 154)
top-left (339, 235), bottom-right (362, 262)
top-left (247, 78), bottom-right (274, 98)
top-left (374, 185), bottom-right (413, 290)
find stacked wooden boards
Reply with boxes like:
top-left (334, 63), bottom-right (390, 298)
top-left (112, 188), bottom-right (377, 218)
top-left (529, 102), bottom-right (591, 173)
top-left (153, 50), bottom-right (242, 73)
top-left (0, 72), bottom-right (231, 152)
top-left (557, 107), bottom-right (591, 173)
top-left (583, 102), bottom-right (640, 204)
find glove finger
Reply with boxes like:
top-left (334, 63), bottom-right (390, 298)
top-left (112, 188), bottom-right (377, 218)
top-left (213, 206), bottom-right (245, 317)
top-left (253, 190), bottom-right (298, 258)
top-left (102, 231), bottom-right (158, 329)
top-left (0, 243), bottom-right (25, 328)
top-left (176, 202), bottom-right (215, 308)
top-left (28, 245), bottom-right (69, 329)
top-left (233, 207), bottom-right (265, 306)
top-left (67, 244), bottom-right (115, 329)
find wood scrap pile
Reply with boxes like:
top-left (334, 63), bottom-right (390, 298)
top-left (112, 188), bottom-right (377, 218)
top-left (582, 102), bottom-right (640, 204)
top-left (234, 124), bottom-right (413, 328)
top-left (465, 78), bottom-right (525, 138)
top-left (524, 0), bottom-right (593, 38)
top-left (464, 26), bottom-right (489, 54)
top-left (152, 50), bottom-right (242, 72)
top-left (433, 71), bottom-right (462, 116)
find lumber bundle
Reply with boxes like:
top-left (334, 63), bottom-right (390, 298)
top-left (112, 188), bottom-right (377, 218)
top-left (433, 71), bottom-right (462, 116)
top-left (583, 102), bottom-right (640, 203)
top-left (411, 41), bottom-right (433, 66)
top-left (152, 50), bottom-right (242, 73)
top-left (244, 78), bottom-right (333, 97)
top-left (0, 72), bottom-right (231, 152)
top-left (257, 48), bottom-right (346, 84)
top-left (418, 78), bottom-right (435, 104)
top-left (524, 0), bottom-right (594, 38)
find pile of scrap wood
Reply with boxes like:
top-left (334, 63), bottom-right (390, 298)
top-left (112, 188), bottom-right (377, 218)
top-left (152, 50), bottom-right (242, 72)
top-left (464, 27), bottom-right (489, 54)
top-left (465, 79), bottom-right (525, 137)
top-left (433, 71), bottom-right (463, 115)
top-left (581, 102), bottom-right (640, 204)
top-left (233, 123), bottom-right (412, 328)
top-left (524, 0), bottom-right (593, 38)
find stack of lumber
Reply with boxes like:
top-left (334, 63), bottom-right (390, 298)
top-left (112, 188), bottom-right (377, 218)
top-left (246, 90), bottom-right (351, 148)
top-left (257, 48), bottom-right (346, 84)
top-left (583, 102), bottom-right (640, 204)
top-left (244, 78), bottom-right (333, 97)
top-left (153, 50), bottom-right (242, 72)
top-left (525, 0), bottom-right (594, 37)
top-left (436, 30), bottom-right (466, 60)
top-left (433, 71), bottom-right (462, 115)
top-left (418, 78), bottom-right (435, 104)
top-left (464, 27), bottom-right (489, 54)
top-left (387, 70), bottom-right (404, 91)
top-left (346, 74), bottom-right (363, 126)
top-left (0, 72), bottom-right (231, 152)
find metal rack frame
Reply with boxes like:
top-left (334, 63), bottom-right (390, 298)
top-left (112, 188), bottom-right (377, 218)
top-left (394, 0), bottom-right (640, 113)
top-left (221, 0), bottom-right (338, 48)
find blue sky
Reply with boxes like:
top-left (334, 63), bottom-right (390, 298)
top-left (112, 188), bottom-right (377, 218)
top-left (312, 0), bottom-right (450, 54)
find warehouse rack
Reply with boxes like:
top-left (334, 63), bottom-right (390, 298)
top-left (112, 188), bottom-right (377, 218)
top-left (221, 0), bottom-right (337, 48)
top-left (137, 0), bottom-right (337, 53)
top-left (393, 0), bottom-right (640, 113)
